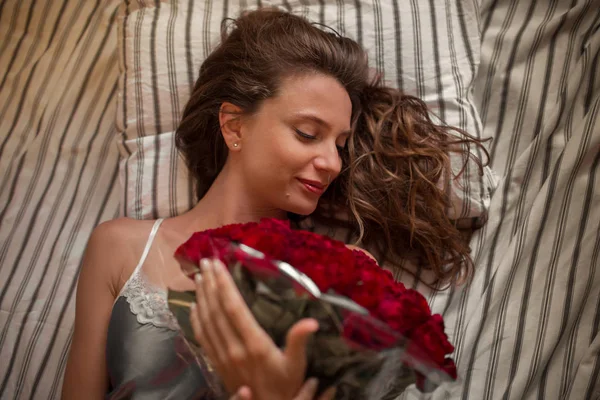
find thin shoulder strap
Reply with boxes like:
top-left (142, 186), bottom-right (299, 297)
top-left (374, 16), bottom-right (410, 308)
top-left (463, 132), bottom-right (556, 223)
top-left (115, 218), bottom-right (164, 301)
top-left (132, 218), bottom-right (164, 276)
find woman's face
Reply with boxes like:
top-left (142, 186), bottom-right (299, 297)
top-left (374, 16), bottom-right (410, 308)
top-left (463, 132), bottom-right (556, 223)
top-left (234, 73), bottom-right (352, 216)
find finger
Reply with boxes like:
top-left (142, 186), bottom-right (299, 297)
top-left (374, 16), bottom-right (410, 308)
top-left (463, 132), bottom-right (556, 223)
top-left (189, 302), bottom-right (203, 344)
top-left (200, 259), bottom-right (247, 361)
top-left (229, 386), bottom-right (252, 400)
top-left (317, 386), bottom-right (337, 400)
top-left (212, 258), bottom-right (272, 347)
top-left (194, 272), bottom-right (224, 365)
top-left (283, 318), bottom-right (319, 367)
top-left (293, 378), bottom-right (319, 400)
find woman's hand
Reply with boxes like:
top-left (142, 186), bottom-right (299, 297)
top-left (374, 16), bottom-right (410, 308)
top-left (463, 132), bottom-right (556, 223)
top-left (190, 258), bottom-right (325, 400)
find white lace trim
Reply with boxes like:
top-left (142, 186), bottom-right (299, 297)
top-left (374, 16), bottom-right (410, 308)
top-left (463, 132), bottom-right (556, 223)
top-left (121, 270), bottom-right (180, 331)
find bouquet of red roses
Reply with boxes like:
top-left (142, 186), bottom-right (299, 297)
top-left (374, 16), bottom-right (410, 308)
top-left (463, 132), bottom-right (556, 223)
top-left (168, 218), bottom-right (456, 399)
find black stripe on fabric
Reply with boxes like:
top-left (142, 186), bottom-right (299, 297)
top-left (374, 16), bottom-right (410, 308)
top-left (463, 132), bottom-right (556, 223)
top-left (481, 0), bottom-right (500, 36)
top-left (481, 184), bottom-right (533, 399)
top-left (335, 0), bottom-right (344, 36)
top-left (47, 327), bottom-right (74, 400)
top-left (116, 0), bottom-right (131, 173)
top-left (318, 0), bottom-right (325, 25)
top-left (449, 283), bottom-right (471, 371)
top-left (580, 9), bottom-right (600, 56)
top-left (504, 101), bottom-right (592, 399)
top-left (455, 0), bottom-right (487, 221)
top-left (372, 0), bottom-right (384, 76)
top-left (486, 1), bottom-right (564, 391)
top-left (0, 0), bottom-right (24, 75)
top-left (184, 0), bottom-right (195, 96)
top-left (540, 98), bottom-right (600, 399)
top-left (427, 0), bottom-right (445, 122)
top-left (0, 0), bottom-right (38, 92)
top-left (0, 1), bottom-right (113, 366)
top-left (133, 5), bottom-right (147, 218)
top-left (512, 5), bottom-right (592, 396)
top-left (540, 0), bottom-right (578, 185)
top-left (166, 1), bottom-right (180, 218)
top-left (487, 1), bottom-right (539, 170)
top-left (0, 0), bottom-right (74, 163)
top-left (584, 248), bottom-right (600, 400)
top-left (476, 0), bottom-right (518, 153)
top-left (0, 0), bottom-right (6, 28)
top-left (428, 0), bottom-right (467, 311)
top-left (391, 0), bottom-right (402, 91)
top-left (585, 44), bottom-right (599, 114)
top-left (150, 1), bottom-right (162, 220)
top-left (12, 74), bottom-right (119, 398)
top-left (203, 0), bottom-right (213, 70)
top-left (465, 2), bottom-right (541, 391)
top-left (443, 0), bottom-right (472, 220)
top-left (519, 4), bottom-right (587, 395)
top-left (353, 0), bottom-right (362, 48)
top-left (123, 154), bottom-right (129, 217)
top-left (456, 0), bottom-right (475, 77)
top-left (0, 0), bottom-right (47, 114)
top-left (409, 0), bottom-right (424, 99)
top-left (0, 152), bottom-right (27, 226)
top-left (461, 145), bottom-right (514, 398)
top-left (0, 107), bottom-right (53, 275)
top-left (185, 0), bottom-right (196, 210)
top-left (559, 123), bottom-right (600, 398)
top-left (121, 0), bottom-right (130, 146)
top-left (27, 87), bottom-right (120, 399)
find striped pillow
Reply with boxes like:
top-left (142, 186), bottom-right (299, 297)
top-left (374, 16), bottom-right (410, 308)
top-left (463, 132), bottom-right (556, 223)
top-left (116, 0), bottom-right (496, 225)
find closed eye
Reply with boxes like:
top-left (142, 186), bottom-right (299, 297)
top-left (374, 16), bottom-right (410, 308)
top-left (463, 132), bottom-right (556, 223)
top-left (294, 128), bottom-right (317, 140)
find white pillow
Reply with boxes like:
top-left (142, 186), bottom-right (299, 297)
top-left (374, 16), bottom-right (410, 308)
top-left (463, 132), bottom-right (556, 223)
top-left (115, 0), bottom-right (497, 225)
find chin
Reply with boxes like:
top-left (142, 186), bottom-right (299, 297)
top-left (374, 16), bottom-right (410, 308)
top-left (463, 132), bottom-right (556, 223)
top-left (285, 200), bottom-right (319, 217)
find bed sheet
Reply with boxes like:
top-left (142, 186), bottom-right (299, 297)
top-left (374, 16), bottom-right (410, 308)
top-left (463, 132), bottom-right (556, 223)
top-left (401, 0), bottom-right (600, 399)
top-left (0, 1), bottom-right (121, 399)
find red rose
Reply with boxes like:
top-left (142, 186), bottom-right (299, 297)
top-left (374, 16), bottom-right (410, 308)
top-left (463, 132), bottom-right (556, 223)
top-left (376, 290), bottom-right (431, 335)
top-left (406, 314), bottom-right (454, 370)
top-left (342, 313), bottom-right (399, 351)
top-left (174, 217), bottom-right (457, 385)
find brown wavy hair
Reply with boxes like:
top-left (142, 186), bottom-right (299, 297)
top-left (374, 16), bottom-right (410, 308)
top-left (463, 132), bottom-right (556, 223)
top-left (175, 9), bottom-right (488, 288)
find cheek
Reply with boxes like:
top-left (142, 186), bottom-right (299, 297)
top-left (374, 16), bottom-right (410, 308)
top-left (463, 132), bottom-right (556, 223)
top-left (244, 128), bottom-right (308, 175)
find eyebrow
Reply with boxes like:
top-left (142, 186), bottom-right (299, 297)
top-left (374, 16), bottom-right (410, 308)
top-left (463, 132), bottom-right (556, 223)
top-left (293, 112), bottom-right (352, 136)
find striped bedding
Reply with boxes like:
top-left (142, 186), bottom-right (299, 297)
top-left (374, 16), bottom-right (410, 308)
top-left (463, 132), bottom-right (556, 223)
top-left (0, 1), bottom-right (598, 400)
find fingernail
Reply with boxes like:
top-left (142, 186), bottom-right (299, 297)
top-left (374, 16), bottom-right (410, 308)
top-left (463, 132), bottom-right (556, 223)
top-left (200, 258), bottom-right (211, 272)
top-left (307, 378), bottom-right (318, 389)
top-left (195, 273), bottom-right (203, 284)
top-left (190, 302), bottom-right (196, 312)
top-left (213, 259), bottom-right (224, 273)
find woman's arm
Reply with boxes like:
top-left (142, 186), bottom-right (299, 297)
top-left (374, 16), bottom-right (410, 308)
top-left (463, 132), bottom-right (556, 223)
top-left (62, 221), bottom-right (124, 399)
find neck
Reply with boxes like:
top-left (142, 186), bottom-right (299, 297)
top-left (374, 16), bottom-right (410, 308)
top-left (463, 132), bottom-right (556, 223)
top-left (184, 163), bottom-right (287, 232)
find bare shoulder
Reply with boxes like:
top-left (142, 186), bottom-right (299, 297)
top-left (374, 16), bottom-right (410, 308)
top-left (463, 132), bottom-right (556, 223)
top-left (83, 218), bottom-right (158, 295)
top-left (88, 217), bottom-right (154, 245)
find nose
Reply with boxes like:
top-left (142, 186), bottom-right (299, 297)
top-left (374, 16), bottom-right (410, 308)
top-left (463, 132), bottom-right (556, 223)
top-left (313, 142), bottom-right (342, 178)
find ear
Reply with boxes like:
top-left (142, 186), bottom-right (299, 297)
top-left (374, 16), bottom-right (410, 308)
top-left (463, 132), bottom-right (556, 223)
top-left (219, 102), bottom-right (244, 151)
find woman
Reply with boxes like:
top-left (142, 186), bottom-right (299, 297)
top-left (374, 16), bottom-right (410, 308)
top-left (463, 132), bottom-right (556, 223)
top-left (62, 8), bottom-right (483, 400)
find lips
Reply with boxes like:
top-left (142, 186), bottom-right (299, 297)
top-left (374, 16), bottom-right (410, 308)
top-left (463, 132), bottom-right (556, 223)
top-left (297, 178), bottom-right (326, 195)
